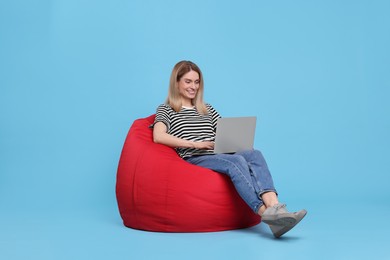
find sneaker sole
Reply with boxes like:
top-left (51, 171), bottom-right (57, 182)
top-left (261, 213), bottom-right (298, 227)
top-left (270, 210), bottom-right (307, 238)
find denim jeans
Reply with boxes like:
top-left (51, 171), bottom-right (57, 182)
top-left (185, 149), bottom-right (276, 214)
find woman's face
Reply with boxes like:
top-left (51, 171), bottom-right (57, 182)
top-left (178, 70), bottom-right (200, 105)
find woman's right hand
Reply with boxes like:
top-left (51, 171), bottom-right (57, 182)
top-left (193, 141), bottom-right (214, 150)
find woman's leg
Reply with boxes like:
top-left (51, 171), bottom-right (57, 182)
top-left (234, 150), bottom-right (278, 211)
top-left (186, 152), bottom-right (307, 238)
top-left (186, 153), bottom-right (264, 214)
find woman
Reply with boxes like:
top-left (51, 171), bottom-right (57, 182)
top-left (153, 60), bottom-right (307, 238)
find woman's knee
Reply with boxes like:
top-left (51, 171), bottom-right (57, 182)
top-left (230, 154), bottom-right (247, 166)
top-left (219, 155), bottom-right (248, 171)
top-left (238, 149), bottom-right (264, 161)
top-left (252, 149), bottom-right (264, 159)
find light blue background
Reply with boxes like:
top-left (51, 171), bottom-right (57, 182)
top-left (1, 0), bottom-right (389, 259)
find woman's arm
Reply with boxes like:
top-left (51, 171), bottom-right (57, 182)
top-left (153, 122), bottom-right (214, 150)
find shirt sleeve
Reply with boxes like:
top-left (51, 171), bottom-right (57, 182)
top-left (152, 104), bottom-right (172, 131)
top-left (206, 104), bottom-right (221, 133)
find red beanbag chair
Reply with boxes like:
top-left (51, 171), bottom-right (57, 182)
top-left (116, 115), bottom-right (261, 232)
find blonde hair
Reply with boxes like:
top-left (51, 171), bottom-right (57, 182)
top-left (166, 60), bottom-right (208, 115)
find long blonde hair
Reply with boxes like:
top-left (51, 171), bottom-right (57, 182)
top-left (166, 60), bottom-right (208, 115)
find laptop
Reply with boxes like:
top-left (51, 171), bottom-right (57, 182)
top-left (213, 116), bottom-right (257, 154)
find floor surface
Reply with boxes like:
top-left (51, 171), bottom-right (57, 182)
top-left (1, 201), bottom-right (389, 260)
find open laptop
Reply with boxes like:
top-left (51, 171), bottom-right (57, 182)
top-left (213, 116), bottom-right (257, 154)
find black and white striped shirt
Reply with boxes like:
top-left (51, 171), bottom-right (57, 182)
top-left (154, 104), bottom-right (221, 158)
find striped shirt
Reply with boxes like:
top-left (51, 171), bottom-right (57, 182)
top-left (154, 103), bottom-right (221, 159)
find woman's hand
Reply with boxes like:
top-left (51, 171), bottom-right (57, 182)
top-left (193, 141), bottom-right (214, 150)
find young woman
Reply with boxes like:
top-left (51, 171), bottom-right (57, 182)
top-left (152, 60), bottom-right (307, 238)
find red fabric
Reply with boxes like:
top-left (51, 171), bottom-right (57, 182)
top-left (116, 115), bottom-right (261, 232)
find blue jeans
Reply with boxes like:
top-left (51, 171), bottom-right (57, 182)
top-left (185, 149), bottom-right (276, 214)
